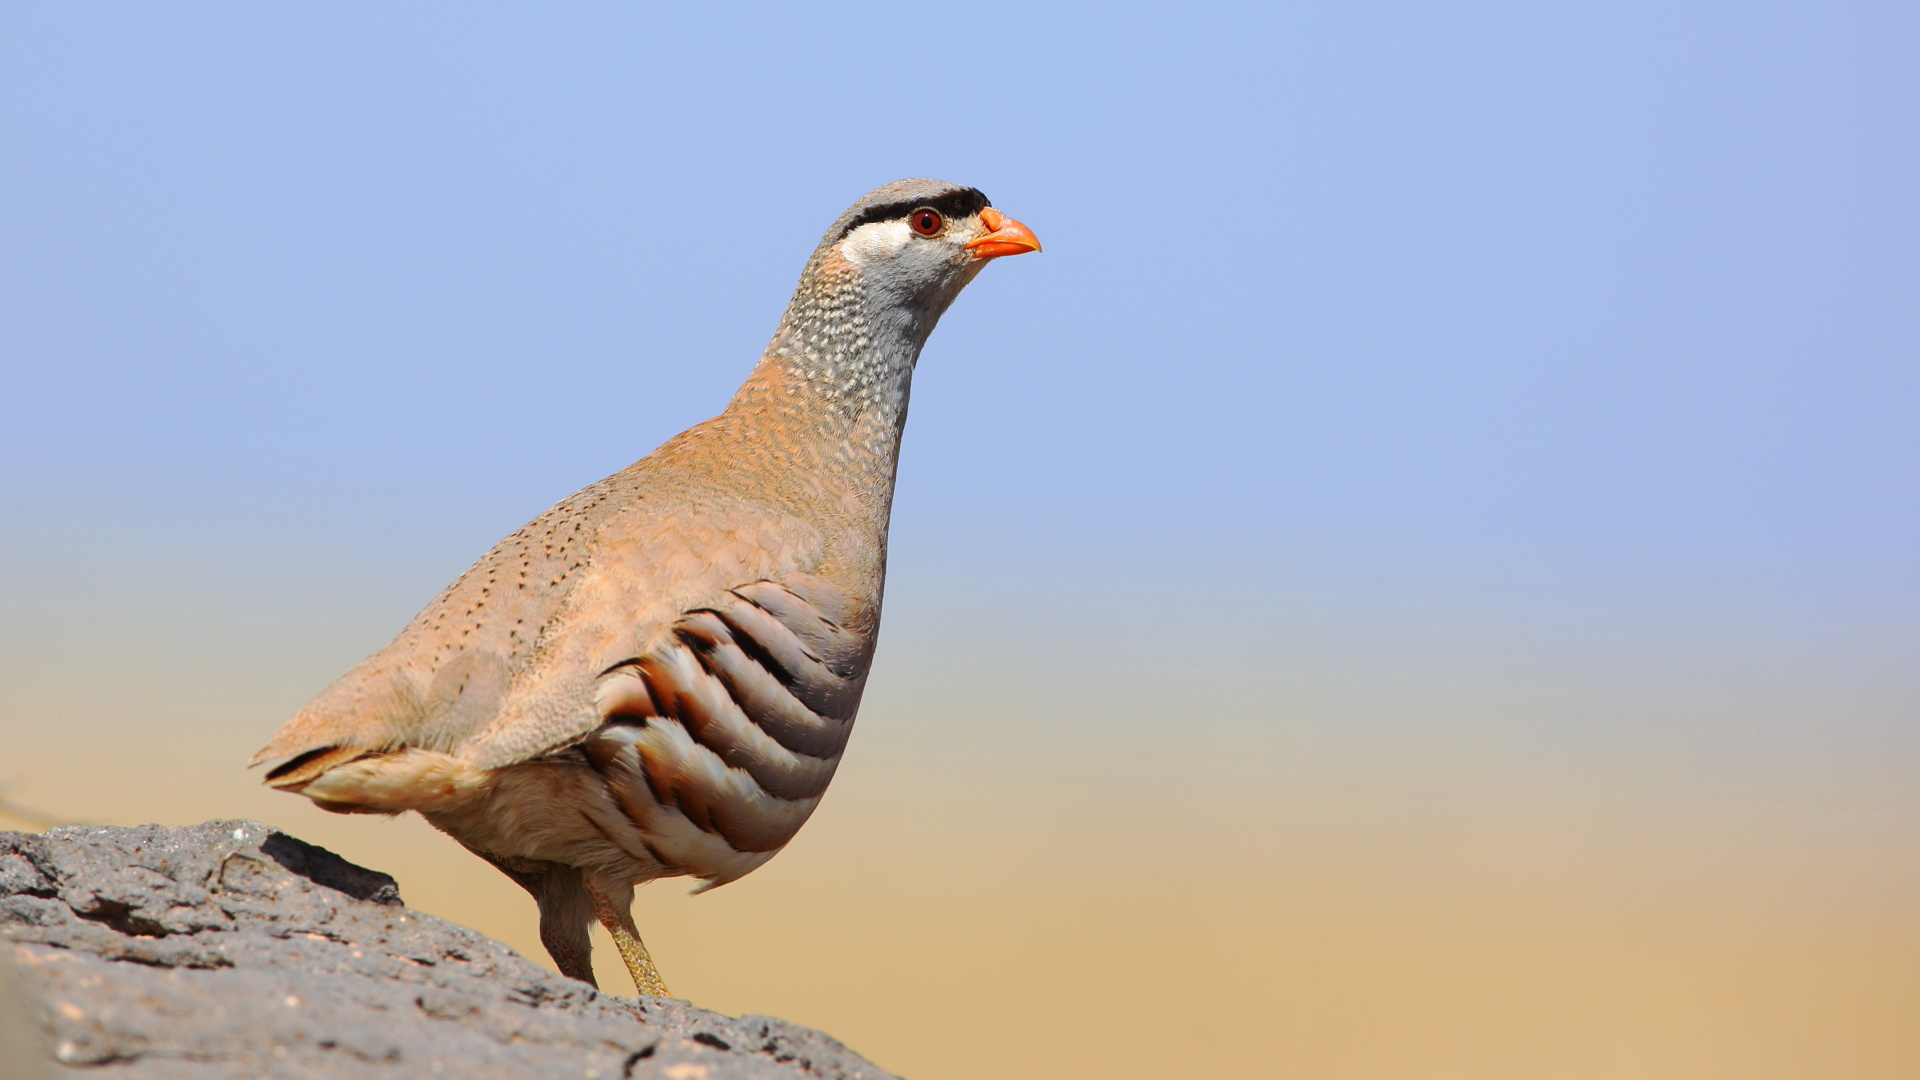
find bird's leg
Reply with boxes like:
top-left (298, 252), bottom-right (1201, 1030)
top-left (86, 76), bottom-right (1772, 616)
top-left (585, 875), bottom-right (671, 997)
top-left (472, 850), bottom-right (598, 986)
top-left (533, 867), bottom-right (598, 987)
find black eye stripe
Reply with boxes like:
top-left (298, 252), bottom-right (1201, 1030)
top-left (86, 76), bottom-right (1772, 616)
top-left (835, 187), bottom-right (990, 240)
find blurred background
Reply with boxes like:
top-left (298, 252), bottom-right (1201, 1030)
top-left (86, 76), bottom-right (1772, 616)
top-left (2, 3), bottom-right (1915, 1077)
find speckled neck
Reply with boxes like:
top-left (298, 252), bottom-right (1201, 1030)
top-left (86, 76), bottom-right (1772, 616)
top-left (764, 254), bottom-right (928, 430)
top-left (718, 253), bottom-right (934, 504)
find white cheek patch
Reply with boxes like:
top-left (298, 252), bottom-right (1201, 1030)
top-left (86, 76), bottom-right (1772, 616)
top-left (837, 219), bottom-right (914, 267)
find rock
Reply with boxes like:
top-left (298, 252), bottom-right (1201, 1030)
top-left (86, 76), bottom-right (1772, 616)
top-left (2, 949), bottom-right (51, 1080)
top-left (1, 821), bottom-right (899, 1080)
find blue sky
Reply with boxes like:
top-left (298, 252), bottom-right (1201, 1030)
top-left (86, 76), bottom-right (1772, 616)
top-left (5, 4), bottom-right (1913, 618)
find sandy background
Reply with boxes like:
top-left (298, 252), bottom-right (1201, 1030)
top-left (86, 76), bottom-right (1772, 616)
top-left (4, 4), bottom-right (1916, 1077)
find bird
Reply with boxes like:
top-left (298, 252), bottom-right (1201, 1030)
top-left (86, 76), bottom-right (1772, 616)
top-left (250, 179), bottom-right (1040, 997)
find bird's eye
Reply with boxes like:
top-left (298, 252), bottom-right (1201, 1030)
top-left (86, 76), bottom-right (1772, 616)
top-left (909, 208), bottom-right (944, 236)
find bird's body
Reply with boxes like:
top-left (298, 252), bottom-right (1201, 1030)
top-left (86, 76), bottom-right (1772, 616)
top-left (252, 180), bottom-right (1039, 993)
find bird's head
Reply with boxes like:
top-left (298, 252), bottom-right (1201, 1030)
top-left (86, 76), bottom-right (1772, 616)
top-left (794, 179), bottom-right (1040, 347)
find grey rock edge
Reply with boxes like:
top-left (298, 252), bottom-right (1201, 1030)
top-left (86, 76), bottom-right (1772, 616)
top-left (0, 821), bottom-right (900, 1080)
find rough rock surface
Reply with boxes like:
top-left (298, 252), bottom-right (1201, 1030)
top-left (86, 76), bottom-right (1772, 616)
top-left (0, 821), bottom-right (899, 1079)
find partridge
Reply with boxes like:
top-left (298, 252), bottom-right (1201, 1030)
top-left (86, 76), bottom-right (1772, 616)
top-left (251, 179), bottom-right (1040, 996)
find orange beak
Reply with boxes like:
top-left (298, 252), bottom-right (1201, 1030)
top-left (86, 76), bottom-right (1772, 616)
top-left (964, 207), bottom-right (1042, 260)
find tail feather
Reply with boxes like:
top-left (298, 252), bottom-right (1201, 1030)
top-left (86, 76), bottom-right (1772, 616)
top-left (261, 745), bottom-right (491, 815)
top-left (302, 747), bottom-right (490, 811)
top-left (262, 745), bottom-right (369, 790)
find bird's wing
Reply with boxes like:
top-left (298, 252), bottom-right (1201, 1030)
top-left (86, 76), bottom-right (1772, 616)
top-left (458, 496), bottom-right (833, 770)
top-left (252, 472), bottom-right (844, 813)
top-left (250, 473), bottom-right (624, 776)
